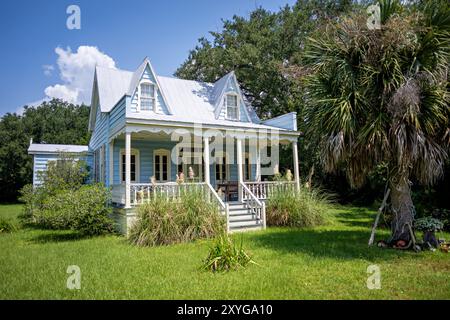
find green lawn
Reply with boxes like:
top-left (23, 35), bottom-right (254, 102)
top-left (0, 204), bottom-right (449, 299)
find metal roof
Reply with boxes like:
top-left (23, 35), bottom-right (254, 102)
top-left (94, 63), bottom-right (263, 125)
top-left (28, 144), bottom-right (89, 154)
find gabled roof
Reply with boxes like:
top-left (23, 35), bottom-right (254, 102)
top-left (90, 58), bottom-right (270, 128)
top-left (28, 143), bottom-right (89, 155)
top-left (95, 66), bottom-right (133, 113)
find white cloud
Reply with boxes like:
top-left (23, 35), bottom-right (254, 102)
top-left (42, 64), bottom-right (54, 76)
top-left (44, 46), bottom-right (116, 104)
top-left (16, 98), bottom-right (49, 115)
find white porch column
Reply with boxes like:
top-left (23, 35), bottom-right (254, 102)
top-left (125, 132), bottom-right (131, 208)
top-left (255, 147), bottom-right (261, 182)
top-left (236, 137), bottom-right (244, 201)
top-left (109, 139), bottom-right (114, 187)
top-left (292, 140), bottom-right (300, 192)
top-left (203, 136), bottom-right (210, 184)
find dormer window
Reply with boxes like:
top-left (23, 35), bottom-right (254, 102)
top-left (139, 82), bottom-right (155, 111)
top-left (226, 94), bottom-right (238, 120)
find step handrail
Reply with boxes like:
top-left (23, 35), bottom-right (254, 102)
top-left (205, 182), bottom-right (230, 232)
top-left (205, 183), bottom-right (226, 210)
top-left (240, 181), bottom-right (266, 228)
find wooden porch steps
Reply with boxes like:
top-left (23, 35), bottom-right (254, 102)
top-left (227, 202), bottom-right (263, 233)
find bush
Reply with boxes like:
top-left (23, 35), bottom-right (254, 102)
top-left (32, 184), bottom-right (114, 235)
top-left (266, 187), bottom-right (331, 228)
top-left (38, 153), bottom-right (90, 194)
top-left (129, 190), bottom-right (225, 246)
top-left (19, 153), bottom-right (113, 236)
top-left (0, 218), bottom-right (18, 233)
top-left (414, 217), bottom-right (444, 232)
top-left (202, 234), bottom-right (255, 272)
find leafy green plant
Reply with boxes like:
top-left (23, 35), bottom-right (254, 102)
top-left (129, 190), bottom-right (225, 246)
top-left (414, 217), bottom-right (444, 232)
top-left (202, 234), bottom-right (255, 272)
top-left (266, 187), bottom-right (331, 228)
top-left (0, 218), bottom-right (18, 233)
top-left (38, 153), bottom-right (90, 194)
top-left (33, 184), bottom-right (113, 236)
top-left (18, 152), bottom-right (112, 236)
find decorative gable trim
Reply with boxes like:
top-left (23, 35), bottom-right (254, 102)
top-left (127, 58), bottom-right (172, 115)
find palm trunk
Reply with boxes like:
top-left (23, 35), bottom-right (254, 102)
top-left (389, 176), bottom-right (414, 243)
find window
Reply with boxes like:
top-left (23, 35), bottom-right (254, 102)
top-left (154, 149), bottom-right (170, 182)
top-left (226, 94), bottom-right (238, 120)
top-left (120, 149), bottom-right (139, 183)
top-left (243, 153), bottom-right (252, 181)
top-left (215, 154), bottom-right (228, 182)
top-left (176, 147), bottom-right (202, 181)
top-left (139, 82), bottom-right (155, 111)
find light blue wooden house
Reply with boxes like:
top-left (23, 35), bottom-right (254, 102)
top-left (28, 58), bottom-right (301, 233)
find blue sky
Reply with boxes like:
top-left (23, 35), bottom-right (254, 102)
top-left (0, 0), bottom-right (295, 115)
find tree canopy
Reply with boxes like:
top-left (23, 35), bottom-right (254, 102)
top-left (0, 99), bottom-right (90, 202)
top-left (303, 0), bottom-right (449, 241)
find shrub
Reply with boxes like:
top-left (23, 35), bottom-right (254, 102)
top-left (266, 187), bottom-right (331, 228)
top-left (414, 217), bottom-right (444, 232)
top-left (202, 234), bottom-right (255, 272)
top-left (0, 218), bottom-right (18, 233)
top-left (33, 184), bottom-right (114, 235)
top-left (18, 153), bottom-right (113, 236)
top-left (18, 184), bottom-right (45, 224)
top-left (129, 190), bottom-right (225, 246)
top-left (38, 153), bottom-right (90, 194)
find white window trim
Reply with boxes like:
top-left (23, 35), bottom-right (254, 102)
top-left (224, 92), bottom-right (240, 121)
top-left (119, 148), bottom-right (140, 183)
top-left (137, 80), bottom-right (156, 113)
top-left (153, 149), bottom-right (171, 182)
top-left (214, 151), bottom-right (229, 182)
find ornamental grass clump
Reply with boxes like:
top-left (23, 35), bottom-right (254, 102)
top-left (202, 234), bottom-right (256, 272)
top-left (129, 189), bottom-right (225, 246)
top-left (266, 187), bottom-right (331, 228)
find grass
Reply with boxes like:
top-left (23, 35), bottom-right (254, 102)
top-left (0, 204), bottom-right (449, 299)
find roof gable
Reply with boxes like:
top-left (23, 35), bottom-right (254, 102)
top-left (127, 58), bottom-right (172, 114)
top-left (213, 71), bottom-right (252, 122)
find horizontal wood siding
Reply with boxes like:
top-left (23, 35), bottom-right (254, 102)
top-left (32, 153), bottom-right (93, 186)
top-left (89, 102), bottom-right (109, 151)
top-left (108, 98), bottom-right (126, 138)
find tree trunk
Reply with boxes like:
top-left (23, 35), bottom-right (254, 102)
top-left (389, 176), bottom-right (414, 244)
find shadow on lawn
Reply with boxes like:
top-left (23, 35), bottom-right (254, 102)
top-left (252, 228), bottom-right (409, 261)
top-left (30, 231), bottom-right (91, 243)
top-left (333, 207), bottom-right (377, 228)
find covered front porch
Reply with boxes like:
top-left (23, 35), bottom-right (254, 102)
top-left (109, 127), bottom-right (300, 206)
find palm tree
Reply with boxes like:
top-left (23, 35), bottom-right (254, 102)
top-left (303, 0), bottom-right (449, 243)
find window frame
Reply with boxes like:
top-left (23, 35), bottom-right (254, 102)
top-left (153, 149), bottom-right (171, 182)
top-left (138, 80), bottom-right (156, 112)
top-left (225, 93), bottom-right (239, 121)
top-left (243, 152), bottom-right (252, 181)
top-left (119, 148), bottom-right (140, 183)
top-left (214, 151), bottom-right (229, 182)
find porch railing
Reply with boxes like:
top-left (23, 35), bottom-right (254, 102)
top-left (240, 181), bottom-right (266, 229)
top-left (112, 183), bottom-right (229, 219)
top-left (245, 181), bottom-right (296, 200)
